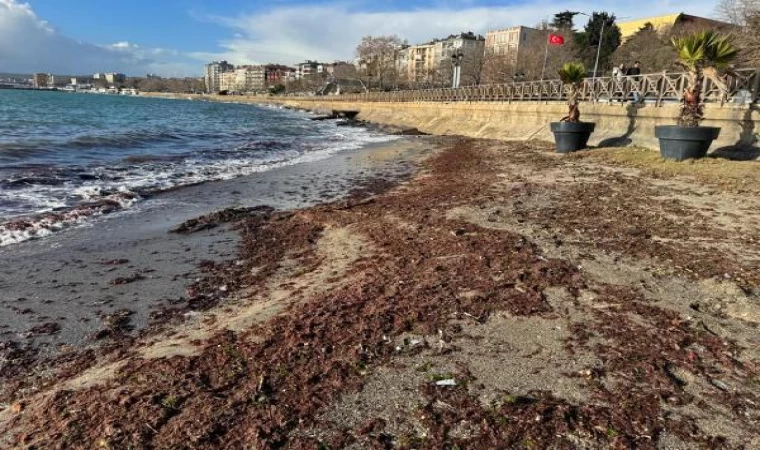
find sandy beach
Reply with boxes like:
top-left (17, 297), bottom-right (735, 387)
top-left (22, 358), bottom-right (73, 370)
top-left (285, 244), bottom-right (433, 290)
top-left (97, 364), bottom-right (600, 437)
top-left (0, 137), bottom-right (427, 403)
top-left (2, 135), bottom-right (760, 449)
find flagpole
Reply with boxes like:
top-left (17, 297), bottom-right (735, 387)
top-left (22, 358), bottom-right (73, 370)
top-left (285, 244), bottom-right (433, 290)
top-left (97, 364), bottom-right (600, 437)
top-left (540, 32), bottom-right (550, 82)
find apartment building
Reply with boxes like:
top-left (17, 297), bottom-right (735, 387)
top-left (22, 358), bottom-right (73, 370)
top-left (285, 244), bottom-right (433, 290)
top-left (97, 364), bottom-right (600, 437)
top-left (105, 73), bottom-right (126, 84)
top-left (218, 71), bottom-right (238, 92)
top-left (405, 32), bottom-right (485, 84)
top-left (485, 26), bottom-right (544, 58)
top-left (204, 60), bottom-right (234, 93)
top-left (406, 42), bottom-right (437, 82)
top-left (265, 64), bottom-right (297, 85)
top-left (235, 65), bottom-right (266, 92)
top-left (295, 61), bottom-right (325, 79)
top-left (92, 72), bottom-right (126, 84)
top-left (32, 73), bottom-right (52, 88)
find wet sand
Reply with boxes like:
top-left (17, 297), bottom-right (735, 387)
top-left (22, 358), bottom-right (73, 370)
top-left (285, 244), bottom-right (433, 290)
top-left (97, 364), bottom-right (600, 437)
top-left (0, 137), bottom-right (427, 357)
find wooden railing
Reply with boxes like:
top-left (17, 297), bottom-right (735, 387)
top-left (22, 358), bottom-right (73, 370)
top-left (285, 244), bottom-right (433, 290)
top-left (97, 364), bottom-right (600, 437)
top-left (289, 69), bottom-right (760, 106)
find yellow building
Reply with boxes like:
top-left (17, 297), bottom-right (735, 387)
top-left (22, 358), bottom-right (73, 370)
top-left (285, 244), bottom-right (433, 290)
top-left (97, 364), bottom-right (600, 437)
top-left (406, 42), bottom-right (439, 82)
top-left (618, 13), bottom-right (735, 41)
top-left (219, 71), bottom-right (238, 92)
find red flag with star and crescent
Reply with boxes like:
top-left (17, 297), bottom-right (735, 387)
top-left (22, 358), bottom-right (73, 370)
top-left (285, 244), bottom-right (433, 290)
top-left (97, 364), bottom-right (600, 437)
top-left (548, 34), bottom-right (565, 45)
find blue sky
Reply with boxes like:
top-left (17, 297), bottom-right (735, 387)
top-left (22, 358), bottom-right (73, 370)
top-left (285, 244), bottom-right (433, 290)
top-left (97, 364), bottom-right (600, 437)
top-left (0, 0), bottom-right (718, 76)
top-left (27, 0), bottom-right (239, 53)
top-left (25, 0), bottom-right (524, 52)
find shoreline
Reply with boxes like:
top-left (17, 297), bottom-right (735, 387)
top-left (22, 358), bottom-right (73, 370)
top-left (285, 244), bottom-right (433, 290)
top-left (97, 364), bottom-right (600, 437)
top-left (0, 136), bottom-right (431, 394)
top-left (2, 134), bottom-right (759, 447)
top-left (0, 96), bottom-right (408, 248)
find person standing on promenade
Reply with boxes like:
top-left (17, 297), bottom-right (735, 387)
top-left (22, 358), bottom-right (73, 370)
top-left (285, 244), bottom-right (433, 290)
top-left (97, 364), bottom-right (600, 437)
top-left (613, 63), bottom-right (626, 79)
top-left (627, 61), bottom-right (643, 104)
top-left (613, 63), bottom-right (627, 102)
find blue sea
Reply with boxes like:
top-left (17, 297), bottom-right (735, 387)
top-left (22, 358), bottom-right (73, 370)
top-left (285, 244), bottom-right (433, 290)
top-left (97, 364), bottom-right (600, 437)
top-left (0, 90), bottom-right (393, 246)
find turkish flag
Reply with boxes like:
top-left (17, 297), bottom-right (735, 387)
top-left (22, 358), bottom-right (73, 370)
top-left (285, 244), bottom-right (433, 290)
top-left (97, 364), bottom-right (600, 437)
top-left (548, 34), bottom-right (565, 45)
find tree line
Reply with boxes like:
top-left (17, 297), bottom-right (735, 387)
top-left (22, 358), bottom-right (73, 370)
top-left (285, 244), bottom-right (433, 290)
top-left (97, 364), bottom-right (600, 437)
top-left (339, 4), bottom-right (760, 92)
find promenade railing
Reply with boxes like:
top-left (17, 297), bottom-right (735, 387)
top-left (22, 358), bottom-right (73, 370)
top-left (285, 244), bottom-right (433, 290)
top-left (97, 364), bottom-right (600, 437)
top-left (288, 69), bottom-right (760, 107)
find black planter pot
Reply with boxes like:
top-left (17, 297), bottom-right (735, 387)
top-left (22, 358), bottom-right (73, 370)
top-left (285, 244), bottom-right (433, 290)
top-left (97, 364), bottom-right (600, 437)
top-left (550, 122), bottom-right (596, 153)
top-left (654, 125), bottom-right (721, 161)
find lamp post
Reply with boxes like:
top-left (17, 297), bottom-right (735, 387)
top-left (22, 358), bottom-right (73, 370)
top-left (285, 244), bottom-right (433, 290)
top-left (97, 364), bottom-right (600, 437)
top-left (572, 12), bottom-right (617, 79)
top-left (451, 51), bottom-right (464, 89)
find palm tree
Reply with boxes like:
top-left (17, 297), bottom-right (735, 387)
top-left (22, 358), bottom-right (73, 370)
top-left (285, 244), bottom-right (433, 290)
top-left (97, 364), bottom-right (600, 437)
top-left (671, 30), bottom-right (739, 127)
top-left (558, 62), bottom-right (587, 122)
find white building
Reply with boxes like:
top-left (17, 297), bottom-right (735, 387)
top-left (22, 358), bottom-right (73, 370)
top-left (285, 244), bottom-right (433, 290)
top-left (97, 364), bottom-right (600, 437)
top-left (204, 61), bottom-right (234, 93)
top-left (295, 61), bottom-right (324, 80)
top-left (93, 72), bottom-right (127, 85)
top-left (235, 66), bottom-right (266, 92)
top-left (406, 32), bottom-right (485, 84)
top-left (105, 73), bottom-right (126, 84)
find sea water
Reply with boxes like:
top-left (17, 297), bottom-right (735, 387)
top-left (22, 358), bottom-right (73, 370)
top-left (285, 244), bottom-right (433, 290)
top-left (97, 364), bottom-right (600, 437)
top-left (0, 90), bottom-right (393, 246)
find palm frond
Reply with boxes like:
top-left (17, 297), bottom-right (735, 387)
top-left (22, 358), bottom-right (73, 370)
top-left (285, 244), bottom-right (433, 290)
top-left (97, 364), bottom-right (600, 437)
top-left (705, 35), bottom-right (740, 70)
top-left (557, 62), bottom-right (586, 84)
top-left (670, 30), bottom-right (739, 126)
top-left (671, 30), bottom-right (739, 71)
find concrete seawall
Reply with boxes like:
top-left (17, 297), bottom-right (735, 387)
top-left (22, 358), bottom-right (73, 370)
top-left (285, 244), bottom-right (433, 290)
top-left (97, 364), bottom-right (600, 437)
top-left (142, 93), bottom-right (759, 151)
top-left (277, 100), bottom-right (759, 151)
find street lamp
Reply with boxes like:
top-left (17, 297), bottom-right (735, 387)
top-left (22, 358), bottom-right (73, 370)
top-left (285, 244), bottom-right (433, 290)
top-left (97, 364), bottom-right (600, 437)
top-left (451, 51), bottom-right (464, 89)
top-left (571, 11), bottom-right (616, 79)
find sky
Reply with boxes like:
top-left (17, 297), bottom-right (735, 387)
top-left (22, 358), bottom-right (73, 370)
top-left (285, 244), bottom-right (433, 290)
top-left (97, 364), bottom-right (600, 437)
top-left (0, 0), bottom-right (719, 77)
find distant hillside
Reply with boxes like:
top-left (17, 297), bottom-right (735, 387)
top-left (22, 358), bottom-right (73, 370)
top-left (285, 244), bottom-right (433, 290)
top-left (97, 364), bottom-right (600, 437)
top-left (0, 72), bottom-right (31, 78)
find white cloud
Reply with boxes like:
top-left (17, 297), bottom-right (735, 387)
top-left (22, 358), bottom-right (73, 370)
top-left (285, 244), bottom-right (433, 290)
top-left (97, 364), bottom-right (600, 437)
top-left (0, 0), bottom-right (721, 76)
top-left (193, 1), bottom-right (719, 65)
top-left (0, 0), bottom-right (195, 76)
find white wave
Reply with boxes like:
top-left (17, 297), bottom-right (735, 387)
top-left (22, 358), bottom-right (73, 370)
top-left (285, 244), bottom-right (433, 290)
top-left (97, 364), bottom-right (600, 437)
top-left (0, 126), bottom-right (399, 247)
top-left (0, 192), bottom-right (139, 247)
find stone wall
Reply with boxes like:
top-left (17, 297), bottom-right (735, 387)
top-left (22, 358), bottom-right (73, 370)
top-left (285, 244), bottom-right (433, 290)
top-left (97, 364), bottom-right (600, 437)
top-left (141, 93), bottom-right (759, 151)
top-left (277, 100), bottom-right (759, 151)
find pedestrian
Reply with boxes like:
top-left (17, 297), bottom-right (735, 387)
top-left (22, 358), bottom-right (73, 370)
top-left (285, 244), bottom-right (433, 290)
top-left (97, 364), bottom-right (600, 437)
top-left (613, 63), bottom-right (627, 102)
top-left (612, 63), bottom-right (626, 80)
top-left (627, 61), bottom-right (643, 104)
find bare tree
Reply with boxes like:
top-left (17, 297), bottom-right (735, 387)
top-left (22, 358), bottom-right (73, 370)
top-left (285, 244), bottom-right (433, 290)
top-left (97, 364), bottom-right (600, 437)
top-left (742, 11), bottom-right (760, 64)
top-left (460, 51), bottom-right (488, 86)
top-left (716, 0), bottom-right (760, 25)
top-left (717, 0), bottom-right (760, 65)
top-left (330, 63), bottom-right (369, 93)
top-left (523, 30), bottom-right (581, 81)
top-left (356, 35), bottom-right (405, 90)
top-left (612, 24), bottom-right (678, 73)
top-left (134, 77), bottom-right (204, 93)
top-left (480, 49), bottom-right (519, 84)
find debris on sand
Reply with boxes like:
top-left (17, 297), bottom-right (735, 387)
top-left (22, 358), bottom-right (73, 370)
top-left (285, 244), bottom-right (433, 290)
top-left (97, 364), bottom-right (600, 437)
top-left (27, 322), bottom-right (61, 336)
top-left (110, 273), bottom-right (145, 285)
top-left (169, 206), bottom-right (274, 234)
top-left (99, 259), bottom-right (129, 266)
top-left (4, 137), bottom-right (759, 449)
top-left (92, 309), bottom-right (134, 340)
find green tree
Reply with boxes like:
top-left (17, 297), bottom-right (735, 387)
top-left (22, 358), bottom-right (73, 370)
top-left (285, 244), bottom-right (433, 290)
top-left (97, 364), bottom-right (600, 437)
top-left (551, 11), bottom-right (577, 30)
top-left (576, 12), bottom-right (622, 76)
top-left (672, 30), bottom-right (739, 126)
top-left (558, 62), bottom-right (587, 122)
